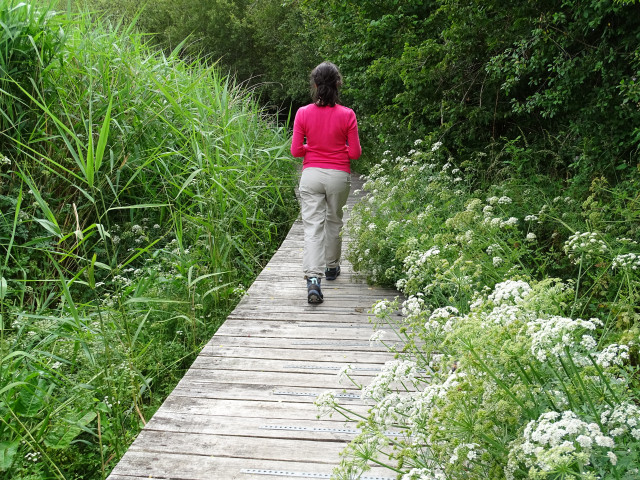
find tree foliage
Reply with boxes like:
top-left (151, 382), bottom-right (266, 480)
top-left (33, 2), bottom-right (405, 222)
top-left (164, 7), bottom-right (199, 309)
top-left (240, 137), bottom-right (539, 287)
top-left (74, 0), bottom-right (640, 182)
top-left (299, 0), bottom-right (640, 183)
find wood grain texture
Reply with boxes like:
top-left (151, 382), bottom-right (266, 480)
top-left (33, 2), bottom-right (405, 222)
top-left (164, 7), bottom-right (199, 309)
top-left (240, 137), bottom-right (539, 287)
top-left (107, 175), bottom-right (401, 480)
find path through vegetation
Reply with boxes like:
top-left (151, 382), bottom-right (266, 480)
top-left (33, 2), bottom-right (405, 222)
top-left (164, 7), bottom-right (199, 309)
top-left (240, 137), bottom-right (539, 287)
top-left (106, 176), bottom-right (399, 480)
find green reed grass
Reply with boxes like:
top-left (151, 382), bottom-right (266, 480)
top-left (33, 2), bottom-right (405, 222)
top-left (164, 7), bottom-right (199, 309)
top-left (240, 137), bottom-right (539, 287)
top-left (0, 5), bottom-right (298, 479)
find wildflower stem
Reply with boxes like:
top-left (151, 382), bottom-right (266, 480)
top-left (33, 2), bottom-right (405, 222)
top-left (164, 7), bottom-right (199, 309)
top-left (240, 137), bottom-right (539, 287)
top-left (334, 404), bottom-right (367, 421)
top-left (463, 341), bottom-right (530, 414)
top-left (513, 358), bottom-right (539, 412)
top-left (546, 358), bottom-right (578, 412)
top-left (571, 255), bottom-right (583, 317)
top-left (562, 346), bottom-right (601, 427)
top-left (587, 354), bottom-right (620, 405)
top-left (366, 455), bottom-right (404, 474)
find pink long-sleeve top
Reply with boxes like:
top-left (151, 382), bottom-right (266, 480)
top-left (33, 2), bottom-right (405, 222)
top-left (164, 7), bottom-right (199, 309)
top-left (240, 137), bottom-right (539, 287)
top-left (290, 103), bottom-right (362, 173)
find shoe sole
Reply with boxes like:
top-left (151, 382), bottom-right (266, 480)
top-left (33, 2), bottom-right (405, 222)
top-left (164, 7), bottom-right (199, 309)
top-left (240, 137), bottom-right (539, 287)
top-left (308, 292), bottom-right (323, 304)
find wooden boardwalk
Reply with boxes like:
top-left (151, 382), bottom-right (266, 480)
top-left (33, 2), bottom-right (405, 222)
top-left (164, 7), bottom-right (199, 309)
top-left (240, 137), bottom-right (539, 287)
top-left (107, 177), bottom-right (399, 480)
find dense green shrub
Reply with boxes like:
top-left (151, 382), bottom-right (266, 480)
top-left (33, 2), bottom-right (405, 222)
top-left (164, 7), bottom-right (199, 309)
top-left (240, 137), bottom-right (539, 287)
top-left (302, 0), bottom-right (640, 181)
top-left (320, 139), bottom-right (640, 480)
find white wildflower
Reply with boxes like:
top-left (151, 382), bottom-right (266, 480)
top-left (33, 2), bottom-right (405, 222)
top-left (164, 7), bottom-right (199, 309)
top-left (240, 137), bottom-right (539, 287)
top-left (602, 402), bottom-right (640, 439)
top-left (372, 300), bottom-right (390, 317)
top-left (501, 216), bottom-right (518, 227)
top-left (488, 280), bottom-right (531, 306)
top-left (362, 360), bottom-right (418, 401)
top-left (369, 330), bottom-right (385, 346)
top-left (612, 253), bottom-right (640, 270)
top-left (337, 364), bottom-right (353, 384)
top-left (564, 231), bottom-right (608, 263)
top-left (314, 391), bottom-right (338, 416)
top-left (402, 295), bottom-right (425, 318)
top-left (595, 343), bottom-right (629, 368)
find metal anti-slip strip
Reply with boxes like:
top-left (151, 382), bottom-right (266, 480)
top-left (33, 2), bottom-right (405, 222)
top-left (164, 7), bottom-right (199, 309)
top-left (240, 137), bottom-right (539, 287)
top-left (258, 425), bottom-right (403, 438)
top-left (292, 341), bottom-right (372, 347)
top-left (272, 390), bottom-right (361, 399)
top-left (259, 425), bottom-right (360, 434)
top-left (283, 364), bottom-right (381, 371)
top-left (297, 324), bottom-right (376, 328)
top-left (240, 469), bottom-right (394, 480)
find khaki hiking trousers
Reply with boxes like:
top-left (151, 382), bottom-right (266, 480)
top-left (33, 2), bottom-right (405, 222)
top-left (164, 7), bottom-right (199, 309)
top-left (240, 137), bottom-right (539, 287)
top-left (299, 167), bottom-right (351, 278)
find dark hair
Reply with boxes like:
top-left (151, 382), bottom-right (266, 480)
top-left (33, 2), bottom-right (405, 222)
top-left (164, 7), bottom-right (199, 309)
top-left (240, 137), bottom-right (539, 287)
top-left (310, 62), bottom-right (342, 107)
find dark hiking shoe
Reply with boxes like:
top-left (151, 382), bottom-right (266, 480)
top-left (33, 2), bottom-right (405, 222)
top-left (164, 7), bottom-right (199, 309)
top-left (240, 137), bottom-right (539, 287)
top-left (325, 266), bottom-right (341, 280)
top-left (307, 277), bottom-right (323, 304)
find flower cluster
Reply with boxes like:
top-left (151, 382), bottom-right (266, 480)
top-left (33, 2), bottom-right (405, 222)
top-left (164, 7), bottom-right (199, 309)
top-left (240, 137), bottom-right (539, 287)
top-left (401, 467), bottom-right (446, 480)
top-left (563, 231), bottom-right (608, 262)
top-left (527, 315), bottom-right (601, 363)
top-left (361, 360), bottom-right (419, 401)
top-left (601, 402), bottom-right (640, 439)
top-left (595, 343), bottom-right (630, 368)
top-left (487, 279), bottom-right (532, 306)
top-left (314, 390), bottom-right (338, 416)
top-left (612, 252), bottom-right (640, 270)
top-left (507, 411), bottom-right (615, 478)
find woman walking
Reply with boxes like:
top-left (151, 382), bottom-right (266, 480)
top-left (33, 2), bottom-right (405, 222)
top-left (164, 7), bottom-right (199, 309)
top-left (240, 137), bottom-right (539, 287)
top-left (291, 62), bottom-right (362, 303)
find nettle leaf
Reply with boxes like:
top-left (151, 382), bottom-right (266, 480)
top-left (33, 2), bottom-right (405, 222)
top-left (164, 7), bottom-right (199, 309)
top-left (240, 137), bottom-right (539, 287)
top-left (44, 411), bottom-right (97, 449)
top-left (0, 441), bottom-right (19, 471)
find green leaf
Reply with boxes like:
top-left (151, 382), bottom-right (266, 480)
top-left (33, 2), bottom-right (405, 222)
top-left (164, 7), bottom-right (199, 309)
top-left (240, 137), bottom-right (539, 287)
top-left (88, 254), bottom-right (96, 289)
top-left (44, 411), bottom-right (97, 449)
top-left (32, 218), bottom-right (62, 238)
top-left (0, 441), bottom-right (19, 471)
top-left (15, 380), bottom-right (49, 417)
top-left (0, 277), bottom-right (6, 299)
top-left (16, 171), bottom-right (62, 238)
top-left (94, 99), bottom-right (112, 174)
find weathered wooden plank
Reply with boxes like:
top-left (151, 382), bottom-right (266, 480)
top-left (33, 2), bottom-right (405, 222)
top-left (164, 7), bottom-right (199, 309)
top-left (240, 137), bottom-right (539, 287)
top-left (243, 282), bottom-right (396, 294)
top-left (189, 355), bottom-right (386, 374)
top-left (222, 314), bottom-right (396, 327)
top-left (109, 452), bottom-right (395, 480)
top-left (157, 395), bottom-right (371, 420)
top-left (223, 314), bottom-right (394, 326)
top-left (227, 307), bottom-right (382, 318)
top-left (127, 429), bottom-right (351, 462)
top-left (142, 411), bottom-right (368, 441)
top-left (213, 320), bottom-right (396, 341)
top-left (199, 344), bottom-right (395, 363)
top-left (178, 368), bottom-right (375, 391)
top-left (169, 381), bottom-right (368, 405)
top-left (205, 335), bottom-right (400, 352)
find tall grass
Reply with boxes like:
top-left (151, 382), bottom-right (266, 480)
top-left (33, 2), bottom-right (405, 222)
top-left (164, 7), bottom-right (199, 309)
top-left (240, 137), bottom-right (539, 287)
top-left (0, 4), bottom-right (298, 479)
top-left (0, 0), bottom-right (64, 148)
